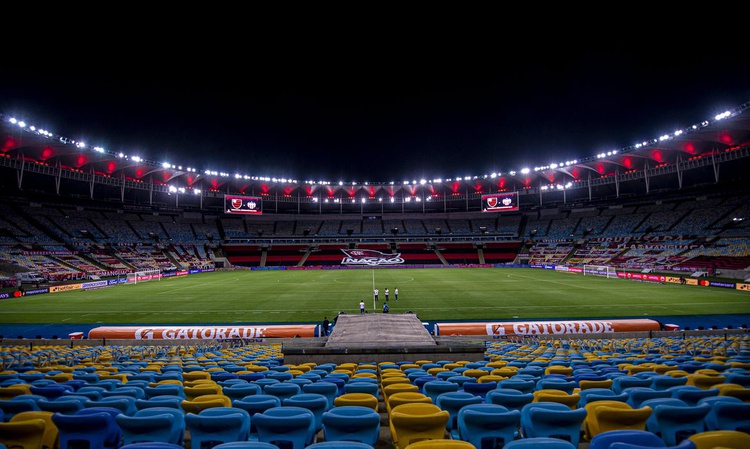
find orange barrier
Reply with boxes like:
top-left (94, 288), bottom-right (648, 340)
top-left (435, 318), bottom-right (662, 336)
top-left (87, 324), bottom-right (316, 339)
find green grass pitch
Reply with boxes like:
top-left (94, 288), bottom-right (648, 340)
top-left (1, 268), bottom-right (748, 326)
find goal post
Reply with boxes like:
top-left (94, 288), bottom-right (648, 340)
top-left (583, 264), bottom-right (618, 278)
top-left (126, 268), bottom-right (161, 284)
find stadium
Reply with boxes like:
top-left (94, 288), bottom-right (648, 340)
top-left (1, 97), bottom-right (750, 449)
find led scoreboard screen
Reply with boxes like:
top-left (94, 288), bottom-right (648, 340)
top-left (224, 194), bottom-right (262, 215)
top-left (481, 192), bottom-right (519, 212)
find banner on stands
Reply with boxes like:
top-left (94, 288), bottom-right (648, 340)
top-left (435, 318), bottom-right (662, 336)
top-left (88, 324), bottom-right (316, 340)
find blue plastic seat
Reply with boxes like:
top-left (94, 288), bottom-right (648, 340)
top-left (223, 383), bottom-right (263, 401)
top-left (231, 394), bottom-right (281, 440)
top-left (612, 377), bottom-right (653, 394)
top-left (117, 406), bottom-right (186, 446)
top-left (301, 382), bottom-right (339, 411)
top-left (700, 401), bottom-right (750, 433)
top-left (185, 408), bottom-right (251, 449)
top-left (485, 388), bottom-right (534, 412)
top-left (462, 381), bottom-right (497, 399)
top-left (609, 440), bottom-right (696, 449)
top-left (650, 375), bottom-right (688, 391)
top-left (536, 378), bottom-right (576, 394)
top-left (343, 382), bottom-right (379, 398)
top-left (498, 378), bottom-right (536, 394)
top-left (116, 410), bottom-right (179, 445)
top-left (144, 384), bottom-right (186, 399)
top-left (305, 442), bottom-right (375, 449)
top-left (641, 398), bottom-right (687, 435)
top-left (263, 382), bottom-right (302, 403)
top-left (135, 396), bottom-right (184, 410)
top-left (318, 378), bottom-right (346, 396)
top-left (85, 395), bottom-right (138, 415)
top-left (624, 387), bottom-right (672, 408)
top-left (436, 391), bottom-right (484, 439)
top-left (520, 401), bottom-right (588, 447)
top-left (103, 386), bottom-right (146, 400)
top-left (282, 393), bottom-right (329, 434)
top-left (651, 402), bottom-right (710, 445)
top-left (667, 385), bottom-right (719, 406)
top-left (456, 403), bottom-right (520, 449)
top-left (321, 405), bottom-right (380, 446)
top-left (0, 398), bottom-right (41, 421)
top-left (30, 384), bottom-right (75, 400)
top-left (504, 437), bottom-right (578, 449)
top-left (252, 406), bottom-right (316, 449)
top-left (38, 396), bottom-right (87, 415)
top-left (213, 443), bottom-right (281, 449)
top-left (422, 380), bottom-right (460, 405)
top-left (53, 408), bottom-right (122, 449)
top-left (588, 429), bottom-right (666, 449)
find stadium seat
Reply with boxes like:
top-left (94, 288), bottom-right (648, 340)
top-left (503, 437), bottom-right (577, 449)
top-left (7, 411), bottom-right (57, 449)
top-left (456, 403), bottom-right (520, 449)
top-left (688, 430), bottom-right (750, 449)
top-left (520, 401), bottom-right (587, 447)
top-left (390, 402), bottom-right (450, 449)
top-left (252, 406), bottom-right (316, 449)
top-left (0, 418), bottom-right (46, 449)
top-left (434, 391), bottom-right (483, 439)
top-left (321, 405), bottom-right (380, 446)
top-left (282, 393), bottom-right (328, 434)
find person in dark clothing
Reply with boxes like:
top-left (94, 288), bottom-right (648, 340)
top-left (322, 316), bottom-right (330, 336)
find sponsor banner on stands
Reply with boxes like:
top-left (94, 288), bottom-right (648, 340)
top-left (23, 288), bottom-right (49, 296)
top-left (0, 292), bottom-right (10, 300)
top-left (617, 272), bottom-right (667, 283)
top-left (699, 280), bottom-right (736, 289)
top-left (49, 283), bottom-right (83, 293)
top-left (88, 324), bottom-right (316, 340)
top-left (737, 283), bottom-right (750, 291)
top-left (82, 280), bottom-right (109, 290)
top-left (436, 318), bottom-right (662, 337)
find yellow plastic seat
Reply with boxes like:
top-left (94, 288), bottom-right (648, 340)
top-left (584, 400), bottom-right (651, 440)
top-left (688, 430), bottom-right (750, 449)
top-left (687, 373), bottom-right (727, 390)
top-left (532, 389), bottom-right (581, 409)
top-left (544, 365), bottom-right (573, 376)
top-left (583, 400), bottom-right (632, 441)
top-left (11, 411), bottom-right (58, 449)
top-left (383, 383), bottom-right (420, 405)
top-left (182, 371), bottom-right (211, 382)
top-left (387, 391), bottom-right (432, 414)
top-left (333, 392), bottom-right (379, 411)
top-left (462, 369), bottom-right (488, 380)
top-left (404, 440), bottom-right (476, 449)
top-left (184, 384), bottom-right (223, 401)
top-left (390, 402), bottom-right (449, 449)
top-left (0, 384), bottom-right (32, 400)
top-left (0, 418), bottom-right (46, 449)
top-left (579, 379), bottom-right (613, 391)
top-left (180, 393), bottom-right (231, 413)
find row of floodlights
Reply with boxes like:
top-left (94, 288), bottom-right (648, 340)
top-left (4, 108), bottom-right (736, 185)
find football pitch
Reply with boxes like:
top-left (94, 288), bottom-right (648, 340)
top-left (1, 267), bottom-right (749, 327)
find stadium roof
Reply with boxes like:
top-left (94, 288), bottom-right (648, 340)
top-left (2, 102), bottom-right (750, 213)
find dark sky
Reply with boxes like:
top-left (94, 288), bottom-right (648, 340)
top-left (2, 40), bottom-right (749, 184)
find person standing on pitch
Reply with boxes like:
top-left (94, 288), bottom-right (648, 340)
top-left (373, 287), bottom-right (379, 302)
top-left (322, 316), bottom-right (330, 336)
top-left (394, 287), bottom-right (399, 301)
top-left (384, 288), bottom-right (389, 302)
top-left (360, 300), bottom-right (365, 314)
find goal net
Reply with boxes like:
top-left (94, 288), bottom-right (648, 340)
top-left (583, 264), bottom-right (618, 278)
top-left (126, 268), bottom-right (161, 284)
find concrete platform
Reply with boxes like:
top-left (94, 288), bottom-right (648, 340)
top-left (325, 312), bottom-right (437, 349)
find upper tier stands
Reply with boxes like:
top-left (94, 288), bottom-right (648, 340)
top-left (1, 188), bottom-right (750, 280)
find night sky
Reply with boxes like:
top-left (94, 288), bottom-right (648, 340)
top-left (2, 39), bottom-right (749, 184)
